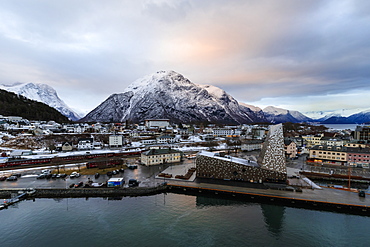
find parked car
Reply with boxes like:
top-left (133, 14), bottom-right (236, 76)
top-left (127, 164), bottom-right (138, 169)
top-left (37, 174), bottom-right (46, 179)
top-left (59, 173), bottom-right (67, 178)
top-left (69, 183), bottom-right (75, 188)
top-left (128, 179), bottom-right (139, 187)
top-left (42, 169), bottom-right (51, 174)
top-left (90, 182), bottom-right (104, 187)
top-left (6, 176), bottom-right (18, 181)
top-left (75, 181), bottom-right (83, 188)
top-left (70, 172), bottom-right (80, 178)
top-left (106, 171), bottom-right (113, 177)
top-left (0, 176), bottom-right (7, 181)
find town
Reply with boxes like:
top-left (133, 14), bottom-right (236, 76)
top-left (0, 115), bottom-right (366, 169)
top-left (1, 115), bottom-right (370, 214)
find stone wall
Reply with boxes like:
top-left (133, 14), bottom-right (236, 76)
top-left (196, 155), bottom-right (286, 182)
top-left (0, 186), bottom-right (167, 199)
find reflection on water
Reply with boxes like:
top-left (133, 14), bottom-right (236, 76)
top-left (0, 193), bottom-right (369, 247)
top-left (196, 195), bottom-right (249, 207)
top-left (261, 204), bottom-right (285, 237)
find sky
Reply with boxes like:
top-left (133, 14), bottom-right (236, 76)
top-left (0, 0), bottom-right (370, 117)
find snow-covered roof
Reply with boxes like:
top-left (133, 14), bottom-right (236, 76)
top-left (198, 151), bottom-right (259, 167)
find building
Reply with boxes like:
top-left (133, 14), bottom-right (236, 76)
top-left (196, 124), bottom-right (287, 183)
top-left (140, 139), bottom-right (157, 145)
top-left (141, 148), bottom-right (182, 166)
top-left (77, 138), bottom-right (94, 150)
top-left (212, 128), bottom-right (235, 137)
top-left (257, 124), bottom-right (287, 174)
top-left (63, 142), bottom-right (73, 152)
top-left (144, 119), bottom-right (170, 129)
top-left (241, 140), bottom-right (263, 151)
top-left (346, 147), bottom-right (370, 168)
top-left (302, 134), bottom-right (323, 147)
top-left (156, 135), bottom-right (176, 144)
top-left (284, 140), bottom-right (297, 159)
top-left (319, 136), bottom-right (345, 147)
top-left (354, 126), bottom-right (370, 141)
top-left (109, 135), bottom-right (124, 148)
top-left (308, 145), bottom-right (347, 165)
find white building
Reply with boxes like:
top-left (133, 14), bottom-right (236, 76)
top-left (156, 135), bottom-right (176, 144)
top-left (77, 138), bottom-right (94, 150)
top-left (145, 119), bottom-right (170, 128)
top-left (109, 135), bottom-right (124, 148)
top-left (241, 140), bottom-right (263, 151)
top-left (212, 128), bottom-right (234, 137)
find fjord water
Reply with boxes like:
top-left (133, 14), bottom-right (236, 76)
top-left (1, 193), bottom-right (369, 247)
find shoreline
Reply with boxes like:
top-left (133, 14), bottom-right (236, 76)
top-left (1, 181), bottom-right (370, 216)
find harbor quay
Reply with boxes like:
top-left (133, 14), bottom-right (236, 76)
top-left (166, 179), bottom-right (370, 216)
top-left (0, 185), bottom-right (167, 199)
top-left (1, 179), bottom-right (369, 216)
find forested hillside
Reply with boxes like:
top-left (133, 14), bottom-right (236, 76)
top-left (0, 89), bottom-right (69, 122)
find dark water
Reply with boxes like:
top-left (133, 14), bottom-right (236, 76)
top-left (1, 193), bottom-right (369, 247)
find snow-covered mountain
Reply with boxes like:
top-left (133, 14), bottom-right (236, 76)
top-left (81, 71), bottom-right (267, 124)
top-left (346, 110), bottom-right (370, 124)
top-left (0, 82), bottom-right (81, 121)
top-left (262, 106), bottom-right (312, 123)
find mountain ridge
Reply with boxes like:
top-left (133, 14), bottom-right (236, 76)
top-left (81, 71), bottom-right (312, 124)
top-left (0, 82), bottom-right (81, 121)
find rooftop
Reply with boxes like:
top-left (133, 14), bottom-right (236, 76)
top-left (143, 148), bottom-right (182, 156)
top-left (198, 151), bottom-right (259, 167)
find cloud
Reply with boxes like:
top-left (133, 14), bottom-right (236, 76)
top-left (0, 0), bottom-right (369, 115)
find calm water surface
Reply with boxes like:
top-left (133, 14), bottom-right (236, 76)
top-left (0, 193), bottom-right (369, 247)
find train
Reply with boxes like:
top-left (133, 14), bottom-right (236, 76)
top-left (0, 148), bottom-right (144, 169)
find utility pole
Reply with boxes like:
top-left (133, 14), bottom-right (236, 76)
top-left (348, 165), bottom-right (351, 189)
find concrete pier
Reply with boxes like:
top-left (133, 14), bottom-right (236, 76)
top-left (0, 185), bottom-right (167, 199)
top-left (166, 180), bottom-right (370, 216)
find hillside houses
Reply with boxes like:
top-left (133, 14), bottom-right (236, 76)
top-left (3, 114), bottom-right (370, 169)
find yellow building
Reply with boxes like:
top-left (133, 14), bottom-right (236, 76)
top-left (308, 145), bottom-right (347, 165)
top-left (141, 148), bottom-right (182, 166)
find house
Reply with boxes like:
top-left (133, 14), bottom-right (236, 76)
top-left (156, 135), bottom-right (176, 144)
top-left (141, 148), bottom-right (182, 166)
top-left (284, 140), bottom-right (297, 159)
top-left (60, 142), bottom-right (73, 152)
top-left (140, 139), bottom-right (157, 145)
top-left (77, 138), bottom-right (94, 150)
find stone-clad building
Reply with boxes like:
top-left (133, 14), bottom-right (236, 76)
top-left (196, 124), bottom-right (287, 183)
top-left (257, 124), bottom-right (286, 174)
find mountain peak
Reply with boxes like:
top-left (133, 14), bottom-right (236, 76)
top-left (0, 82), bottom-right (81, 121)
top-left (81, 71), bottom-right (266, 124)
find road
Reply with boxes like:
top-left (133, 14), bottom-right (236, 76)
top-left (0, 158), bottom-right (196, 189)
